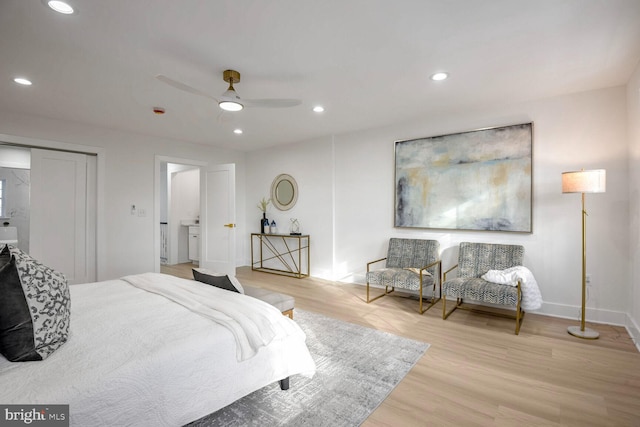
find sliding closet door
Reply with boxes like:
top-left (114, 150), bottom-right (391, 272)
top-left (30, 149), bottom-right (96, 284)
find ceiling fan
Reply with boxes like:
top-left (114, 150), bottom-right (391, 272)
top-left (156, 69), bottom-right (302, 112)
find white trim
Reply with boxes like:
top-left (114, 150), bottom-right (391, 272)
top-left (626, 313), bottom-right (640, 352)
top-left (535, 301), bottom-right (628, 326)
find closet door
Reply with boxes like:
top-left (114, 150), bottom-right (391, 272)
top-left (30, 149), bottom-right (96, 284)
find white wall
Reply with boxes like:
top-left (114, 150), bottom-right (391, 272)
top-left (246, 85), bottom-right (631, 327)
top-left (0, 110), bottom-right (246, 280)
top-left (245, 136), bottom-right (335, 277)
top-left (627, 59), bottom-right (640, 345)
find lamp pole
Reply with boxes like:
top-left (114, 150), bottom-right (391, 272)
top-left (566, 188), bottom-right (599, 339)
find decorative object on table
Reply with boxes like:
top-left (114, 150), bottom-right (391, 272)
top-left (290, 218), bottom-right (301, 235)
top-left (562, 168), bottom-right (606, 339)
top-left (257, 197), bottom-right (271, 234)
top-left (270, 220), bottom-right (277, 234)
top-left (271, 174), bottom-right (298, 211)
top-left (394, 122), bottom-right (533, 232)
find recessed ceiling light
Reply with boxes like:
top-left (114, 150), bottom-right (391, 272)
top-left (13, 77), bottom-right (32, 86)
top-left (233, 129), bottom-right (243, 135)
top-left (313, 106), bottom-right (325, 113)
top-left (431, 72), bottom-right (449, 81)
top-left (46, 1), bottom-right (75, 14)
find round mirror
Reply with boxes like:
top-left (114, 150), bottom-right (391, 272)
top-left (271, 174), bottom-right (298, 211)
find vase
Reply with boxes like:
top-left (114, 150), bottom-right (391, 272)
top-left (261, 213), bottom-right (269, 234)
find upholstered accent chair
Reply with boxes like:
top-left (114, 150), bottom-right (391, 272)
top-left (366, 238), bottom-right (441, 314)
top-left (442, 242), bottom-right (525, 334)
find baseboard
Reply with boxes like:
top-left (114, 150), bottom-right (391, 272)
top-left (626, 314), bottom-right (640, 352)
top-left (535, 302), bottom-right (628, 326)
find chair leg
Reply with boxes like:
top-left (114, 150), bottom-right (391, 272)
top-left (442, 296), bottom-right (462, 320)
top-left (515, 281), bottom-right (525, 335)
top-left (418, 280), bottom-right (441, 314)
top-left (366, 281), bottom-right (394, 303)
top-left (515, 308), bottom-right (525, 335)
top-left (442, 294), bottom-right (446, 319)
top-left (515, 300), bottom-right (525, 334)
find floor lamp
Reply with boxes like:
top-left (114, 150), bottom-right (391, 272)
top-left (561, 169), bottom-right (606, 339)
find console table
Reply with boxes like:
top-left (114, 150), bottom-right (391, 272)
top-left (251, 233), bottom-right (310, 278)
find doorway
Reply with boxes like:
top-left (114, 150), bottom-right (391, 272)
top-left (160, 162), bottom-right (201, 266)
top-left (154, 156), bottom-right (206, 274)
top-left (0, 145), bottom-right (30, 254)
top-left (153, 156), bottom-right (237, 276)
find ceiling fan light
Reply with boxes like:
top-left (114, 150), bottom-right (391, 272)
top-left (219, 101), bottom-right (243, 112)
top-left (219, 87), bottom-right (244, 111)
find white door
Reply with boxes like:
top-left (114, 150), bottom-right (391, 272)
top-left (30, 149), bottom-right (96, 284)
top-left (199, 163), bottom-right (236, 275)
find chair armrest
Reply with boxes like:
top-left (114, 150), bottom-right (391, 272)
top-left (443, 264), bottom-right (459, 281)
top-left (421, 260), bottom-right (442, 282)
top-left (367, 257), bottom-right (387, 272)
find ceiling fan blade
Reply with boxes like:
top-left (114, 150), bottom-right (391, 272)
top-left (243, 98), bottom-right (302, 108)
top-left (155, 75), bottom-right (217, 101)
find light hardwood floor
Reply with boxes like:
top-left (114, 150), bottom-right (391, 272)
top-left (162, 263), bottom-right (640, 426)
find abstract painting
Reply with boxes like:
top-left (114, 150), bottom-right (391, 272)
top-left (395, 123), bottom-right (532, 232)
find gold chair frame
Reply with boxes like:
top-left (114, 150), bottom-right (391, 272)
top-left (441, 264), bottom-right (525, 335)
top-left (366, 258), bottom-right (442, 314)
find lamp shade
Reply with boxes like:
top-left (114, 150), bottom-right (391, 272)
top-left (562, 169), bottom-right (606, 194)
top-left (218, 86), bottom-right (244, 112)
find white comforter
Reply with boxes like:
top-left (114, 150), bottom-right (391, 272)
top-left (481, 266), bottom-right (543, 311)
top-left (0, 274), bottom-right (316, 426)
top-left (122, 272), bottom-right (299, 361)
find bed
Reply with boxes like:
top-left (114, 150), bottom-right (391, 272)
top-left (0, 271), bottom-right (316, 426)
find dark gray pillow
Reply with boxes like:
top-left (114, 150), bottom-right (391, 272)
top-left (0, 246), bottom-right (70, 362)
top-left (192, 269), bottom-right (240, 293)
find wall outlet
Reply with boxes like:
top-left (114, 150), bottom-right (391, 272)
top-left (585, 274), bottom-right (591, 284)
top-left (138, 208), bottom-right (146, 217)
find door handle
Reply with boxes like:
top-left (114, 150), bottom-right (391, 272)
top-left (224, 223), bottom-right (236, 228)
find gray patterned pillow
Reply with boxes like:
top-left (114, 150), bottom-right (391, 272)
top-left (0, 245), bottom-right (70, 362)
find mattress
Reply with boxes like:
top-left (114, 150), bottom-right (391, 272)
top-left (0, 274), bottom-right (316, 426)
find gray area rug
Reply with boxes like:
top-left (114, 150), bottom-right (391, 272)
top-left (187, 309), bottom-right (429, 427)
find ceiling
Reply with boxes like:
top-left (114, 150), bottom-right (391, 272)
top-left (1, 1), bottom-right (639, 152)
